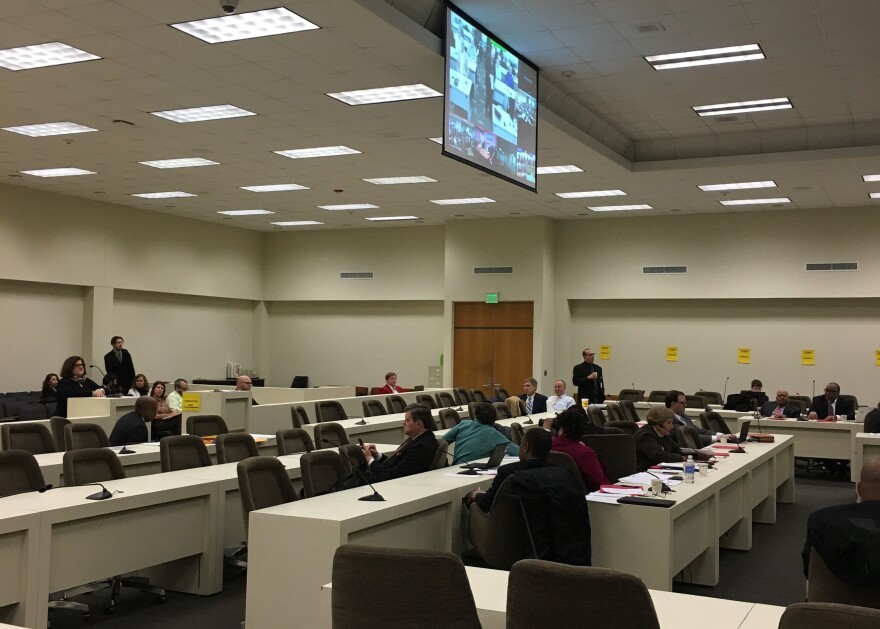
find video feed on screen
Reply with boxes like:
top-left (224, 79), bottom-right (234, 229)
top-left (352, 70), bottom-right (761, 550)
top-left (444, 5), bottom-right (539, 192)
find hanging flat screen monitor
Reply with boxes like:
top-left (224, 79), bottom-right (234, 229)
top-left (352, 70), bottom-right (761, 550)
top-left (443, 3), bottom-right (538, 192)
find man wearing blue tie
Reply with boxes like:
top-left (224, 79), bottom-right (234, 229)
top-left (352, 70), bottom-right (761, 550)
top-left (518, 377), bottom-right (548, 415)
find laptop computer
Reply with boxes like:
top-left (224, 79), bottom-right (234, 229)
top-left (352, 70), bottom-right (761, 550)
top-left (459, 442), bottom-right (507, 473)
top-left (730, 420), bottom-right (751, 453)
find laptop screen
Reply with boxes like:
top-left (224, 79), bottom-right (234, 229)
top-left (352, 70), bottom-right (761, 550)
top-left (738, 420), bottom-right (751, 443)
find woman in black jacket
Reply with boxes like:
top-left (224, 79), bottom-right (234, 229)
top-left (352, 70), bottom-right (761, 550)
top-left (56, 355), bottom-right (105, 417)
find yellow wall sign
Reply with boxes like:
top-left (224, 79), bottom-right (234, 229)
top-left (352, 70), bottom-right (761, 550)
top-left (599, 345), bottom-right (610, 360)
top-left (666, 346), bottom-right (678, 362)
top-left (737, 347), bottom-right (751, 364)
top-left (182, 392), bottom-right (201, 412)
top-left (801, 349), bottom-right (815, 366)
top-left (875, 350), bottom-right (880, 367)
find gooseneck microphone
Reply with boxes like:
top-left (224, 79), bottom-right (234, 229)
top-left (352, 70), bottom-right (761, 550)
top-left (722, 376), bottom-right (730, 400)
top-left (350, 416), bottom-right (367, 426)
top-left (89, 364), bottom-right (107, 378)
top-left (83, 482), bottom-right (114, 501)
top-left (812, 380), bottom-right (816, 398)
top-left (352, 469), bottom-right (385, 502)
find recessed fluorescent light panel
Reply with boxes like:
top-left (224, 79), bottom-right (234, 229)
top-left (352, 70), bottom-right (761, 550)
top-left (318, 204), bottom-right (379, 211)
top-left (862, 175), bottom-right (880, 182)
top-left (693, 98), bottom-right (792, 117)
top-left (240, 184), bottom-right (309, 192)
top-left (151, 104), bottom-right (255, 123)
top-left (170, 7), bottom-right (320, 44)
top-left (362, 176), bottom-right (436, 185)
top-left (131, 191), bottom-right (196, 199)
top-left (139, 158), bottom-right (219, 169)
top-left (274, 146), bottom-right (360, 159)
top-left (0, 42), bottom-right (100, 71)
top-left (537, 165), bottom-right (583, 175)
top-left (646, 43), bottom-right (765, 70)
top-left (327, 84), bottom-right (441, 105)
top-left (429, 197), bottom-right (495, 205)
top-left (218, 210), bottom-right (275, 216)
top-left (3, 122), bottom-right (97, 137)
top-left (588, 204), bottom-right (652, 212)
top-left (719, 198), bottom-right (791, 206)
top-left (556, 190), bottom-right (625, 199)
top-left (698, 181), bottom-right (777, 191)
top-left (365, 216), bottom-right (421, 221)
top-left (869, 192), bottom-right (880, 199)
top-left (271, 221), bottom-right (323, 226)
top-left (20, 167), bottom-right (95, 177)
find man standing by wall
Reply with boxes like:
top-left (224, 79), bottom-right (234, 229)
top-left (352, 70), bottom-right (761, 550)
top-left (572, 348), bottom-right (604, 405)
top-left (104, 336), bottom-right (135, 393)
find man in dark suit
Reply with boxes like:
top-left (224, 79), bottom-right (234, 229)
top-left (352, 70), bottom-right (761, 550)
top-left (808, 382), bottom-right (855, 420)
top-left (103, 335), bottom-right (136, 393)
top-left (361, 404), bottom-right (437, 482)
top-left (802, 457), bottom-right (880, 584)
top-left (665, 389), bottom-right (732, 446)
top-left (518, 377), bottom-right (547, 414)
top-left (761, 389), bottom-right (802, 419)
top-left (572, 348), bottom-right (605, 404)
top-left (109, 396), bottom-right (156, 446)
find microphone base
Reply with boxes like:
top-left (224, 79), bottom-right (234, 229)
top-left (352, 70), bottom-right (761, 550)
top-left (355, 420), bottom-right (367, 425)
top-left (118, 447), bottom-right (134, 454)
top-left (86, 490), bottom-right (112, 501)
top-left (523, 419), bottom-right (534, 424)
top-left (457, 469), bottom-right (479, 475)
top-left (730, 448), bottom-right (746, 454)
top-left (358, 493), bottom-right (385, 502)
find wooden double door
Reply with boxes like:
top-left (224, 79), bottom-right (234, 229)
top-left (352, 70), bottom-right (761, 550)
top-left (452, 302), bottom-right (533, 400)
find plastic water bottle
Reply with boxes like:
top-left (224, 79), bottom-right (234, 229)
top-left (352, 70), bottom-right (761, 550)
top-left (684, 455), bottom-right (695, 484)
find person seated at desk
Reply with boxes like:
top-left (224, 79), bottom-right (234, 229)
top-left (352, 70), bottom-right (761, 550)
top-left (56, 355), bottom-right (105, 417)
top-left (442, 401), bottom-right (518, 464)
top-left (761, 389), bottom-right (802, 419)
top-left (166, 378), bottom-right (188, 412)
top-left (377, 371), bottom-right (407, 394)
top-left (40, 372), bottom-right (58, 403)
top-left (236, 375), bottom-right (259, 405)
top-left (551, 407), bottom-right (610, 492)
top-left (666, 389), bottom-right (731, 445)
top-left (808, 382), bottom-right (855, 420)
top-left (635, 407), bottom-right (711, 471)
top-left (802, 457), bottom-right (880, 585)
top-left (865, 405), bottom-right (880, 433)
top-left (361, 404), bottom-right (438, 482)
top-left (519, 377), bottom-right (547, 414)
top-left (128, 373), bottom-right (149, 397)
top-left (546, 379), bottom-right (576, 412)
top-left (149, 380), bottom-right (181, 437)
top-left (109, 396), bottom-right (157, 446)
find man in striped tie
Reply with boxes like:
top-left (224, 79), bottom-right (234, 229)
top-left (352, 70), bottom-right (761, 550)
top-left (760, 390), bottom-right (801, 419)
top-left (518, 377), bottom-right (548, 416)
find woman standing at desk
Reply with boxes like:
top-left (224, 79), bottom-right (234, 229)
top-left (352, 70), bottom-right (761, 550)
top-left (56, 355), bottom-right (104, 417)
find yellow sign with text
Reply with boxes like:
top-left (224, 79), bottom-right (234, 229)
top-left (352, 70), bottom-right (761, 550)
top-left (738, 347), bottom-right (751, 364)
top-left (599, 345), bottom-right (610, 360)
top-left (666, 346), bottom-right (678, 362)
top-left (182, 392), bottom-right (201, 412)
top-left (875, 350), bottom-right (880, 367)
top-left (801, 349), bottom-right (815, 366)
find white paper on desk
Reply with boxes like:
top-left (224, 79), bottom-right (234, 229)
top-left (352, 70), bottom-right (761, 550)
top-left (443, 470), bottom-right (497, 478)
top-left (250, 433), bottom-right (274, 440)
top-left (657, 462), bottom-right (684, 469)
top-left (617, 472), bottom-right (682, 487)
top-left (586, 492), bottom-right (622, 505)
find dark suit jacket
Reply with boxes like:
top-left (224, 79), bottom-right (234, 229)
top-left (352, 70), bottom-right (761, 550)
top-left (518, 393), bottom-right (547, 414)
top-left (572, 362), bottom-right (605, 404)
top-left (760, 401), bottom-right (801, 419)
top-left (104, 349), bottom-right (136, 392)
top-left (672, 412), bottom-right (713, 446)
top-left (802, 500), bottom-right (880, 585)
top-left (865, 408), bottom-right (880, 434)
top-left (364, 430), bottom-right (437, 482)
top-left (109, 411), bottom-right (148, 446)
top-left (634, 424), bottom-right (683, 471)
top-left (809, 395), bottom-right (855, 420)
top-left (475, 458), bottom-right (545, 512)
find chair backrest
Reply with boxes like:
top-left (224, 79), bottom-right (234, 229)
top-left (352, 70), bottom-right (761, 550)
top-left (1, 422), bottom-right (57, 454)
top-left (674, 425), bottom-right (703, 450)
top-left (788, 398), bottom-right (807, 414)
top-left (435, 391), bottom-right (457, 408)
top-left (431, 439), bottom-right (449, 470)
top-left (18, 403), bottom-right (48, 420)
top-left (290, 405), bottom-right (310, 429)
top-left (300, 450), bottom-right (349, 498)
top-left (362, 399), bottom-right (387, 417)
top-left (510, 422), bottom-right (524, 446)
top-left (493, 402), bottom-right (512, 420)
top-left (619, 399), bottom-right (641, 423)
top-left (494, 387), bottom-right (509, 401)
top-left (275, 428), bottom-right (315, 455)
top-left (699, 411), bottom-right (732, 434)
top-left (467, 476), bottom-right (530, 569)
top-left (581, 434), bottom-right (637, 482)
top-left (840, 394), bottom-right (859, 410)
top-left (215, 432), bottom-right (259, 464)
top-left (313, 422), bottom-right (349, 448)
top-left (618, 389), bottom-right (644, 402)
top-left (547, 450), bottom-right (587, 495)
top-left (315, 400), bottom-right (347, 423)
top-left (604, 421), bottom-right (639, 435)
top-left (506, 560), bottom-right (660, 629)
top-left (64, 422), bottom-right (110, 450)
top-left (63, 447), bottom-right (125, 486)
top-left (587, 406), bottom-right (606, 427)
top-left (385, 395), bottom-right (407, 414)
top-left (604, 401), bottom-right (626, 423)
top-left (791, 395), bottom-right (812, 406)
top-left (695, 390), bottom-right (723, 405)
top-left (0, 449), bottom-right (47, 497)
top-left (415, 394), bottom-right (437, 409)
top-left (160, 434), bottom-right (212, 472)
top-left (354, 386), bottom-right (368, 397)
top-left (453, 388), bottom-right (473, 405)
top-left (438, 408), bottom-right (461, 430)
top-left (807, 548), bottom-right (880, 608)
top-left (338, 444), bottom-right (366, 473)
top-left (647, 390), bottom-right (667, 403)
top-left (684, 394), bottom-right (709, 410)
top-left (290, 376), bottom-right (309, 388)
top-left (780, 602), bottom-right (880, 629)
top-left (44, 402), bottom-right (57, 417)
top-left (470, 389), bottom-right (488, 403)
top-left (1, 400), bottom-right (24, 418)
top-left (237, 456), bottom-right (297, 534)
top-left (50, 416), bottom-right (71, 451)
top-left (332, 545), bottom-right (481, 629)
top-left (186, 414), bottom-right (229, 437)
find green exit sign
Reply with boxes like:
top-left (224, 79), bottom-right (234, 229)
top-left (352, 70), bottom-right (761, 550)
top-left (485, 292), bottom-right (499, 304)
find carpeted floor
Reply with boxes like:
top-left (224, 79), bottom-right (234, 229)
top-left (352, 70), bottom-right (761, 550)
top-left (45, 473), bottom-right (855, 627)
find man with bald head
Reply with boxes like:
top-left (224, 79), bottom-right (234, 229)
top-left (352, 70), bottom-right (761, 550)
top-left (802, 457), bottom-right (880, 585)
top-left (236, 375), bottom-right (259, 406)
top-left (761, 390), bottom-right (801, 419)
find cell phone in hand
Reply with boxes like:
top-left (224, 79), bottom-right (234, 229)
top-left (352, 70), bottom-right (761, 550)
top-left (358, 437), bottom-right (365, 449)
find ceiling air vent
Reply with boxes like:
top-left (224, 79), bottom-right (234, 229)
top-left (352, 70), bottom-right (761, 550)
top-left (643, 266), bottom-right (687, 275)
top-left (340, 272), bottom-right (374, 279)
top-left (805, 263), bottom-right (858, 272)
top-left (474, 266), bottom-right (513, 275)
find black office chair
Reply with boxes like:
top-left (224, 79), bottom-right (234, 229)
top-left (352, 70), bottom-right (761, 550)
top-left (64, 422), bottom-right (110, 450)
top-left (587, 406), bottom-right (607, 427)
top-left (18, 403), bottom-right (48, 420)
top-left (290, 376), bottom-right (309, 388)
top-left (50, 416), bottom-right (71, 451)
top-left (215, 432), bottom-right (259, 464)
top-left (362, 399), bottom-right (387, 417)
top-left (439, 408), bottom-right (461, 430)
top-left (435, 391), bottom-right (457, 408)
top-left (582, 434), bottom-right (637, 482)
top-left (647, 390), bottom-right (668, 403)
top-left (159, 434), bottom-right (212, 472)
top-left (699, 411), bottom-right (733, 435)
top-left (339, 444), bottom-right (367, 473)
top-left (674, 425), bottom-right (703, 450)
top-left (186, 414), bottom-right (228, 437)
top-left (235, 456), bottom-right (298, 569)
top-left (695, 391), bottom-right (723, 405)
top-left (1, 422), bottom-right (56, 454)
top-left (547, 450), bottom-right (586, 495)
top-left (416, 394), bottom-right (437, 409)
top-left (300, 450), bottom-right (349, 498)
top-left (685, 394), bottom-right (709, 410)
top-left (291, 405), bottom-right (310, 428)
top-left (454, 388), bottom-right (473, 405)
top-left (470, 389), bottom-right (488, 403)
top-left (604, 401), bottom-right (627, 423)
top-left (315, 400), bottom-right (347, 423)
top-left (493, 402), bottom-right (512, 420)
top-left (314, 422), bottom-right (349, 448)
top-left (385, 395), bottom-right (407, 414)
top-left (620, 400), bottom-right (641, 424)
top-left (276, 428), bottom-right (315, 455)
top-left (617, 389), bottom-right (644, 402)
top-left (495, 387), bottom-right (510, 401)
